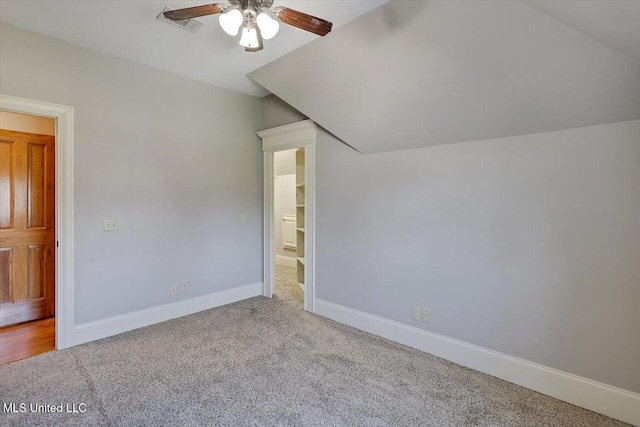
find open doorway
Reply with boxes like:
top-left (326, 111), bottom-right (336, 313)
top-left (258, 120), bottom-right (316, 312)
top-left (0, 110), bottom-right (56, 364)
top-left (273, 149), bottom-right (303, 308)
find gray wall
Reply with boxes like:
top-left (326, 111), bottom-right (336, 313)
top-left (315, 121), bottom-right (640, 393)
top-left (261, 96), bottom-right (640, 393)
top-left (0, 23), bottom-right (263, 325)
top-left (261, 95), bottom-right (307, 129)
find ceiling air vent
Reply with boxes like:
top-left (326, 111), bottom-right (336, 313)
top-left (156, 7), bottom-right (205, 33)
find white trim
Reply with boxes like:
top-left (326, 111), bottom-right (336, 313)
top-left (0, 94), bottom-right (74, 350)
top-left (303, 143), bottom-right (315, 312)
top-left (73, 282), bottom-right (262, 346)
top-left (275, 255), bottom-right (297, 268)
top-left (263, 153), bottom-right (274, 298)
top-left (315, 299), bottom-right (640, 426)
top-left (258, 119), bottom-right (317, 152)
top-left (257, 120), bottom-right (316, 313)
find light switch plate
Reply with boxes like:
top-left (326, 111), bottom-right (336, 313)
top-left (104, 219), bottom-right (118, 232)
top-left (411, 306), bottom-right (421, 321)
top-left (241, 214), bottom-right (247, 223)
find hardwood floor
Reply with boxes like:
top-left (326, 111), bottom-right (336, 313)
top-left (0, 317), bottom-right (55, 365)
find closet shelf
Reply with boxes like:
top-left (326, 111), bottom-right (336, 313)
top-left (296, 147), bottom-right (306, 299)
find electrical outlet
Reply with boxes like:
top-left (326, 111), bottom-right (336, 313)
top-left (240, 214), bottom-right (247, 223)
top-left (422, 308), bottom-right (431, 324)
top-left (182, 283), bottom-right (189, 293)
top-left (170, 284), bottom-right (177, 296)
top-left (412, 306), bottom-right (421, 321)
top-left (103, 219), bottom-right (118, 232)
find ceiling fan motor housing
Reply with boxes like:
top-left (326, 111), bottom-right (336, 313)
top-left (237, 0), bottom-right (274, 12)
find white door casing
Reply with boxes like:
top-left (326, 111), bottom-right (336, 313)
top-left (257, 120), bottom-right (316, 312)
top-left (0, 94), bottom-right (75, 350)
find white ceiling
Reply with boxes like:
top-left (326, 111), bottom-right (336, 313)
top-left (522, 0), bottom-right (640, 61)
top-left (249, 0), bottom-right (640, 153)
top-left (0, 0), bottom-right (388, 97)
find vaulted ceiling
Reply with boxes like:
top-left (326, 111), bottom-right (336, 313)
top-left (522, 0), bottom-right (640, 60)
top-left (2, 0), bottom-right (638, 154)
top-left (249, 0), bottom-right (640, 153)
top-left (0, 0), bottom-right (388, 97)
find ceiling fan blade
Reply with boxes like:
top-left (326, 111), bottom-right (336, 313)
top-left (245, 26), bottom-right (264, 53)
top-left (274, 7), bottom-right (333, 36)
top-left (163, 4), bottom-right (225, 21)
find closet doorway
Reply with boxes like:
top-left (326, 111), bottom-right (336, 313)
top-left (272, 149), bottom-right (304, 308)
top-left (258, 120), bottom-right (316, 312)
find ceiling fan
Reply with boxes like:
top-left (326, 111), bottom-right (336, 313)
top-left (163, 0), bottom-right (333, 52)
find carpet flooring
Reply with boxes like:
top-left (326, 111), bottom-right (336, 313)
top-left (274, 264), bottom-right (303, 309)
top-left (0, 292), bottom-right (628, 426)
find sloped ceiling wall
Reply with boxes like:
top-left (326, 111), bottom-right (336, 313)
top-left (249, 0), bottom-right (640, 154)
top-left (522, 0), bottom-right (640, 61)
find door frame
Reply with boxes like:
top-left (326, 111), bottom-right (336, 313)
top-left (257, 120), bottom-right (316, 312)
top-left (0, 94), bottom-right (74, 350)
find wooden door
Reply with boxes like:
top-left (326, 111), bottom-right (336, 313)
top-left (0, 129), bottom-right (55, 327)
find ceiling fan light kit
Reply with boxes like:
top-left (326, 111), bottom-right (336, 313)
top-left (163, 0), bottom-right (333, 52)
top-left (239, 26), bottom-right (260, 48)
top-left (219, 8), bottom-right (243, 36)
top-left (256, 11), bottom-right (279, 40)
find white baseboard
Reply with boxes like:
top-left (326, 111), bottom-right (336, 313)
top-left (275, 255), bottom-right (297, 268)
top-left (314, 299), bottom-right (640, 426)
top-left (72, 282), bottom-right (262, 347)
top-left (297, 282), bottom-right (304, 294)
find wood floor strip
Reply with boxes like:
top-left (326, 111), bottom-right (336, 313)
top-left (0, 317), bottom-right (55, 364)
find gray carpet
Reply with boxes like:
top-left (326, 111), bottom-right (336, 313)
top-left (0, 294), bottom-right (628, 426)
top-left (274, 264), bottom-right (303, 309)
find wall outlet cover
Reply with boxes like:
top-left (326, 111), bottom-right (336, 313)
top-left (412, 306), bottom-right (421, 321)
top-left (422, 308), bottom-right (431, 323)
top-left (103, 219), bottom-right (118, 232)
